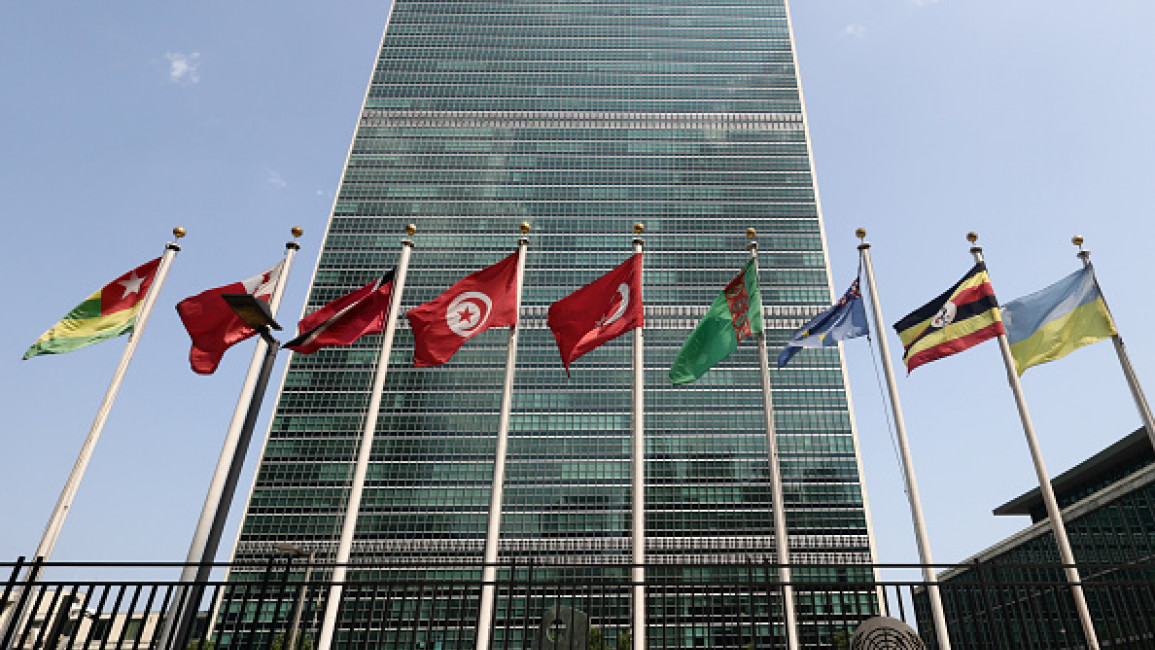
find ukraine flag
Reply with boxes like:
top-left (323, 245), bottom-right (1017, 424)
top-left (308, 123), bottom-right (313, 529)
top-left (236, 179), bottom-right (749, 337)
top-left (1001, 266), bottom-right (1117, 375)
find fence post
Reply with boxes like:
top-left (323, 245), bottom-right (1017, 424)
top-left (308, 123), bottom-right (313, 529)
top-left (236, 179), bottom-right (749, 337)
top-left (1, 556), bottom-right (43, 650)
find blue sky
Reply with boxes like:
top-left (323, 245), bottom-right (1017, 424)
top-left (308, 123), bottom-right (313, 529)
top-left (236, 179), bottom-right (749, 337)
top-left (2, 0), bottom-right (1153, 573)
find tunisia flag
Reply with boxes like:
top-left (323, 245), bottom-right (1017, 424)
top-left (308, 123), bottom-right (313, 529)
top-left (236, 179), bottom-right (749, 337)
top-left (176, 260), bottom-right (283, 374)
top-left (286, 270), bottom-right (395, 354)
top-left (547, 253), bottom-right (643, 372)
top-left (407, 251), bottom-right (520, 367)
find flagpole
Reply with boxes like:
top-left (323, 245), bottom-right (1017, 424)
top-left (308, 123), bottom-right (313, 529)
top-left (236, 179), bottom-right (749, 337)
top-left (969, 232), bottom-right (1101, 650)
top-left (629, 224), bottom-right (646, 650)
top-left (475, 223), bottom-right (530, 650)
top-left (856, 229), bottom-right (952, 650)
top-left (1072, 236), bottom-right (1155, 452)
top-left (315, 226), bottom-right (417, 650)
top-left (746, 229), bottom-right (799, 650)
top-left (161, 228), bottom-right (302, 650)
top-left (0, 229), bottom-right (185, 638)
top-left (31, 228), bottom-right (185, 563)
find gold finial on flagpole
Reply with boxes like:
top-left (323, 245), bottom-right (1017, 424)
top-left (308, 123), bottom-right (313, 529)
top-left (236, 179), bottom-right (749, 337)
top-left (173, 227), bottom-right (187, 239)
top-left (634, 223), bottom-right (645, 235)
top-left (1072, 235), bottom-right (1085, 249)
top-left (406, 223), bottom-right (417, 236)
top-left (746, 227), bottom-right (756, 239)
top-left (291, 226), bottom-right (304, 238)
top-left (520, 222), bottom-right (531, 234)
top-left (855, 228), bottom-right (866, 241)
top-left (967, 231), bottom-right (981, 255)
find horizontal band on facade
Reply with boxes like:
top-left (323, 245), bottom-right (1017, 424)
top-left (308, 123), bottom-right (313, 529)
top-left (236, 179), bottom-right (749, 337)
top-left (360, 108), bottom-right (805, 130)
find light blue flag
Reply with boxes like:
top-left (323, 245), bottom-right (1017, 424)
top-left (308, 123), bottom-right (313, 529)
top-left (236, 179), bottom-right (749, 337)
top-left (778, 279), bottom-right (869, 367)
top-left (1001, 266), bottom-right (1116, 374)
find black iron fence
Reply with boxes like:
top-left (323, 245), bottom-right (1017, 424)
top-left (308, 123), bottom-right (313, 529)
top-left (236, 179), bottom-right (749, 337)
top-left (2, 557), bottom-right (1153, 650)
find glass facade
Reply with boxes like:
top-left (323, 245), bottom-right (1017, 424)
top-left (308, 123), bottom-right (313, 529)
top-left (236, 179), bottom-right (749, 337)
top-left (232, 0), bottom-right (875, 644)
top-left (917, 431), bottom-right (1155, 649)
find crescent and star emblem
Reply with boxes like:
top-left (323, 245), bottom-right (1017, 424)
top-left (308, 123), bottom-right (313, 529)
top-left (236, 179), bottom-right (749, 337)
top-left (446, 291), bottom-right (493, 337)
top-left (594, 284), bottom-right (630, 328)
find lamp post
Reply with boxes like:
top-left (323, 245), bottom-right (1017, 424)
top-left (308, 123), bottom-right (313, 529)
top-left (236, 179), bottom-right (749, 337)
top-left (171, 295), bottom-right (283, 650)
top-left (276, 544), bottom-right (315, 650)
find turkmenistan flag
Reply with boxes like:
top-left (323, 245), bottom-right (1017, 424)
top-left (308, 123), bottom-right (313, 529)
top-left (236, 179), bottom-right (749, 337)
top-left (670, 260), bottom-right (763, 385)
top-left (24, 258), bottom-right (162, 360)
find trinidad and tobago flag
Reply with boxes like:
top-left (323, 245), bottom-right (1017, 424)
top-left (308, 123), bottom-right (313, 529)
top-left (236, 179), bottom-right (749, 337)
top-left (286, 270), bottom-right (396, 355)
top-left (893, 262), bottom-right (1005, 372)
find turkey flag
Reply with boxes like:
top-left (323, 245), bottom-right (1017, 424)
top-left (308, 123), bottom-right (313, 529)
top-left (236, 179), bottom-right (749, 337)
top-left (547, 253), bottom-right (643, 373)
top-left (407, 251), bottom-right (521, 367)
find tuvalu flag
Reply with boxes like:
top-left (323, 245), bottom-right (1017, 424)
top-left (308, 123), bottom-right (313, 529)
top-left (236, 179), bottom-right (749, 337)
top-left (286, 270), bottom-right (395, 354)
top-left (1001, 266), bottom-right (1116, 375)
top-left (893, 262), bottom-right (1004, 372)
top-left (547, 253), bottom-right (643, 373)
top-left (670, 259), bottom-right (762, 385)
top-left (176, 260), bottom-right (283, 374)
top-left (24, 258), bottom-right (162, 360)
top-left (407, 251), bottom-right (520, 367)
top-left (777, 278), bottom-right (868, 368)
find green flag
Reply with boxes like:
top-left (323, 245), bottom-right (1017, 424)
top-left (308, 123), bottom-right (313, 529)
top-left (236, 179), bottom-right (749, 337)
top-left (670, 260), bottom-right (763, 385)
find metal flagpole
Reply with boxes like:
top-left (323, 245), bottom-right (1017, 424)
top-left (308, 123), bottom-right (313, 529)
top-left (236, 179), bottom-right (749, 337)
top-left (161, 227), bottom-right (303, 650)
top-left (475, 223), bottom-right (530, 650)
top-left (315, 226), bottom-right (417, 650)
top-left (969, 232), bottom-right (1101, 650)
top-left (33, 227), bottom-right (185, 563)
top-left (630, 224), bottom-right (646, 650)
top-left (856, 229), bottom-right (952, 650)
top-left (746, 229), bottom-right (799, 650)
top-left (0, 228), bottom-right (185, 638)
top-left (1072, 236), bottom-right (1155, 452)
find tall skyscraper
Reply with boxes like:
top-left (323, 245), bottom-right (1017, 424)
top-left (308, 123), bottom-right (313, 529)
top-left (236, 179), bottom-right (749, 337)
top-left (232, 0), bottom-right (876, 644)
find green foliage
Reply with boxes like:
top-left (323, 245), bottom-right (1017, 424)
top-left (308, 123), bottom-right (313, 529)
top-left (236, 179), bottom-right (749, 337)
top-left (587, 627), bottom-right (629, 650)
top-left (270, 632), bottom-right (314, 650)
top-left (830, 629), bottom-right (851, 650)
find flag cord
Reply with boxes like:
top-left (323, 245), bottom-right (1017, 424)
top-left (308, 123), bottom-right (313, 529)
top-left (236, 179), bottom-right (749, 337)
top-left (865, 331), bottom-right (910, 499)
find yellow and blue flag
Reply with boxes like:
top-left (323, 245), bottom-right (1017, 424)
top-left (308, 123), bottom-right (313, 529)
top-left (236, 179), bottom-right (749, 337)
top-left (778, 279), bottom-right (868, 368)
top-left (1001, 266), bottom-right (1116, 375)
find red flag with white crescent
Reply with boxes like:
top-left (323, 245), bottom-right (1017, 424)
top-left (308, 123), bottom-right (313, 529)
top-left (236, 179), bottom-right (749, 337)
top-left (406, 251), bottom-right (520, 367)
top-left (547, 253), bottom-right (643, 373)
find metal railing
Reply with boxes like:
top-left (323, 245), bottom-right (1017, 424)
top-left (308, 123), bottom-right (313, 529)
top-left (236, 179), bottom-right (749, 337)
top-left (2, 557), bottom-right (1153, 650)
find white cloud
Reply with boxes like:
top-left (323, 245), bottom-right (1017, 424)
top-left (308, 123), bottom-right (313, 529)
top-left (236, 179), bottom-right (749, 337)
top-left (841, 24), bottom-right (867, 39)
top-left (165, 52), bottom-right (201, 84)
top-left (267, 170), bottom-right (287, 188)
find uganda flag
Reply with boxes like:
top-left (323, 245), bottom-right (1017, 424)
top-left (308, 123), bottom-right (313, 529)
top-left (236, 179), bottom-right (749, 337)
top-left (24, 258), bottom-right (162, 360)
top-left (893, 262), bottom-right (1004, 372)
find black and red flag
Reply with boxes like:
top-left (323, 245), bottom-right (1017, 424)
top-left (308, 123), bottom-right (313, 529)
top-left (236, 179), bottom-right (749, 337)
top-left (547, 253), bottom-right (644, 373)
top-left (406, 251), bottom-right (520, 367)
top-left (286, 270), bottom-right (395, 354)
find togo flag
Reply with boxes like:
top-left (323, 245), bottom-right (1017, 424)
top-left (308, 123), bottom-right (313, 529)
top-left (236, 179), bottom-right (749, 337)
top-left (670, 260), bottom-right (763, 385)
top-left (24, 258), bottom-right (162, 360)
top-left (1001, 266), bottom-right (1116, 375)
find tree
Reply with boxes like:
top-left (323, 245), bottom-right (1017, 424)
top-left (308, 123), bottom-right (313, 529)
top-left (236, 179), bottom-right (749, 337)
top-left (270, 632), bottom-right (314, 650)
